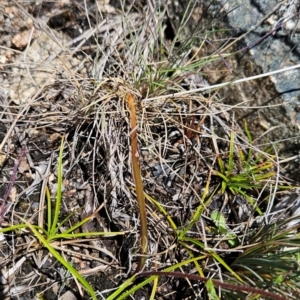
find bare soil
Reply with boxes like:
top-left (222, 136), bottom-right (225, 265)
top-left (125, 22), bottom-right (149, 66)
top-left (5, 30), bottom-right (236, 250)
top-left (0, 1), bottom-right (298, 300)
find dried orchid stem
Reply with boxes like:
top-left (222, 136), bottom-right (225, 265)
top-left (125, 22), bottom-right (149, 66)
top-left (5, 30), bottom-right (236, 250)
top-left (126, 93), bottom-right (148, 272)
top-left (0, 146), bottom-right (26, 224)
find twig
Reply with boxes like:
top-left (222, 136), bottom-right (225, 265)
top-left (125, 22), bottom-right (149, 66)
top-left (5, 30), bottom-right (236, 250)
top-left (142, 63), bottom-right (300, 102)
top-left (0, 146), bottom-right (26, 225)
top-left (205, 38), bottom-right (232, 73)
top-left (137, 271), bottom-right (288, 300)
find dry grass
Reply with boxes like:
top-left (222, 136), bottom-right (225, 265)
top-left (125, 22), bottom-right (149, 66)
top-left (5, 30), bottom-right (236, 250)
top-left (0, 1), bottom-right (300, 299)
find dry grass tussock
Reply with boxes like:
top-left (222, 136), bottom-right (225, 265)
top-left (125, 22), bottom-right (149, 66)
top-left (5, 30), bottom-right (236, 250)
top-left (0, 1), bottom-right (300, 299)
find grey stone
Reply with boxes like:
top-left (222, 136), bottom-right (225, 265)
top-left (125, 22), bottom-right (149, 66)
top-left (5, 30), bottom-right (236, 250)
top-left (59, 291), bottom-right (78, 300)
top-left (168, 0), bottom-right (300, 177)
top-left (220, 0), bottom-right (300, 119)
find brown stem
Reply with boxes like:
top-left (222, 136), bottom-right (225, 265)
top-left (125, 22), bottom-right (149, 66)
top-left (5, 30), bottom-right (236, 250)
top-left (0, 146), bottom-right (26, 224)
top-left (137, 271), bottom-right (288, 300)
top-left (126, 93), bottom-right (148, 272)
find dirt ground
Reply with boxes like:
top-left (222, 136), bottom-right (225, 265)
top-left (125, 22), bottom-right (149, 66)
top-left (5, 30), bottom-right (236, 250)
top-left (1, 1), bottom-right (299, 300)
top-left (2, 2), bottom-right (129, 299)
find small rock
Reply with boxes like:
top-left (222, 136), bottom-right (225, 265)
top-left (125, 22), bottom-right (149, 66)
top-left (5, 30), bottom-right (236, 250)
top-left (59, 291), bottom-right (77, 300)
top-left (11, 29), bottom-right (33, 50)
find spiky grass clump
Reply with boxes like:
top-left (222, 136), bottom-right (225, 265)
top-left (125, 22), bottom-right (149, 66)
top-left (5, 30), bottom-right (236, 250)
top-left (0, 139), bottom-right (124, 300)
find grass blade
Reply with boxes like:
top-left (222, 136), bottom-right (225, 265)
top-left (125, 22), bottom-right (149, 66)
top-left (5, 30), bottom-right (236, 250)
top-left (50, 137), bottom-right (64, 237)
top-left (17, 216), bottom-right (97, 300)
